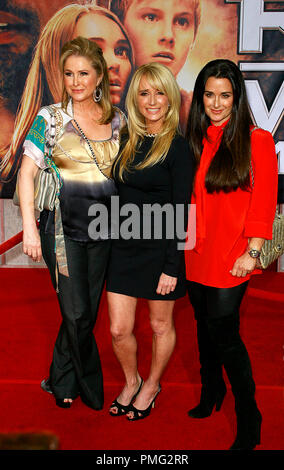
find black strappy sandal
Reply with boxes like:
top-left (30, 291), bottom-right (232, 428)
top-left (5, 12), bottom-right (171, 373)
top-left (126, 384), bottom-right (161, 421)
top-left (109, 378), bottom-right (144, 417)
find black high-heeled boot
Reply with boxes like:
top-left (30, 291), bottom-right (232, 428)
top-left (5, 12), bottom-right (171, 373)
top-left (207, 313), bottom-right (261, 450)
top-left (188, 380), bottom-right (227, 418)
top-left (188, 316), bottom-right (226, 419)
top-left (230, 403), bottom-right (262, 450)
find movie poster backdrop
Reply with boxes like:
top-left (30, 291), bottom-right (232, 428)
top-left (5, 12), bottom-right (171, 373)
top-left (0, 0), bottom-right (283, 201)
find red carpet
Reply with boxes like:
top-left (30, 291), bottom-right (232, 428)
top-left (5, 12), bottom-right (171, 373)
top-left (0, 268), bottom-right (283, 451)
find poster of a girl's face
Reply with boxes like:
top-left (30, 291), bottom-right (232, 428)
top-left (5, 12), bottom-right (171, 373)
top-left (73, 11), bottom-right (133, 107)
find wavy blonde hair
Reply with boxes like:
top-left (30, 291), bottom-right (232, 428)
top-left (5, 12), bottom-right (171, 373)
top-left (0, 3), bottom-right (133, 182)
top-left (59, 36), bottom-right (114, 124)
top-left (114, 63), bottom-right (181, 181)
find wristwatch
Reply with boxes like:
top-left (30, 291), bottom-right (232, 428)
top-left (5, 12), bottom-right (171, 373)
top-left (247, 248), bottom-right (261, 258)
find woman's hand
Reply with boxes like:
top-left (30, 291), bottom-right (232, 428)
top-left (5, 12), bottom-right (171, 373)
top-left (230, 252), bottom-right (257, 277)
top-left (23, 225), bottom-right (42, 262)
top-left (18, 155), bottom-right (42, 262)
top-left (156, 273), bottom-right (177, 295)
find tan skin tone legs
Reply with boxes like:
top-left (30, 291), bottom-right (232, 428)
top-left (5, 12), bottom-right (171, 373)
top-left (108, 292), bottom-right (176, 417)
top-left (108, 74), bottom-right (178, 415)
top-left (108, 293), bottom-right (140, 410)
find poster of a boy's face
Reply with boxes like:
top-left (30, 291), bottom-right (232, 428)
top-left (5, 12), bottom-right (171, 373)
top-left (123, 0), bottom-right (196, 78)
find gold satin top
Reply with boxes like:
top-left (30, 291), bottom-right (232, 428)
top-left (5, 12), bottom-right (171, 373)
top-left (53, 113), bottom-right (123, 242)
top-left (53, 120), bottom-right (120, 182)
top-left (24, 105), bottom-right (125, 242)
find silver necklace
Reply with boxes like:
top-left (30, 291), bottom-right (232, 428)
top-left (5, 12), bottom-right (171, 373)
top-left (56, 141), bottom-right (93, 164)
top-left (145, 133), bottom-right (158, 137)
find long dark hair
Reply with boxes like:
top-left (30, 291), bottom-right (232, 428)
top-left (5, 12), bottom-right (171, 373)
top-left (186, 59), bottom-right (254, 193)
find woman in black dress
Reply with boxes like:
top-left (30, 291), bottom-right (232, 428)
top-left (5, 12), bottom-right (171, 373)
top-left (106, 63), bottom-right (194, 420)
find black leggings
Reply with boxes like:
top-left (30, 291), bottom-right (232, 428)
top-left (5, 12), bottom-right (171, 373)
top-left (187, 280), bottom-right (257, 408)
top-left (187, 280), bottom-right (248, 320)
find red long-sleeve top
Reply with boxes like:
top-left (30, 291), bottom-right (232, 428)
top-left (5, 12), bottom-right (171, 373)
top-left (185, 121), bottom-right (278, 288)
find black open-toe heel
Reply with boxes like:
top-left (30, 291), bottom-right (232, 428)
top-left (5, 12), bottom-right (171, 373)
top-left (109, 378), bottom-right (144, 417)
top-left (55, 398), bottom-right (73, 409)
top-left (127, 384), bottom-right (161, 421)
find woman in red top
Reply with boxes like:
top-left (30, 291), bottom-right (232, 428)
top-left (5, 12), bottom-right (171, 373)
top-left (185, 59), bottom-right (278, 450)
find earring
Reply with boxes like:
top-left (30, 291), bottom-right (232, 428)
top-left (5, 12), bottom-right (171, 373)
top-left (93, 86), bottom-right (102, 102)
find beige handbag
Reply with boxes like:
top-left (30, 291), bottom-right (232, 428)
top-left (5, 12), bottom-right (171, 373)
top-left (258, 211), bottom-right (284, 269)
top-left (13, 166), bottom-right (59, 212)
top-left (13, 106), bottom-right (60, 212)
top-left (249, 127), bottom-right (284, 268)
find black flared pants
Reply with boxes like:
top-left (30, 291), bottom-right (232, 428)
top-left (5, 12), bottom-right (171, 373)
top-left (40, 230), bottom-right (111, 410)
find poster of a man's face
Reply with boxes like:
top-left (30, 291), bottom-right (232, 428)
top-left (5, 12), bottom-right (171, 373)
top-left (0, 0), bottom-right (283, 200)
top-left (0, 0), bottom-right (70, 111)
top-left (0, 1), bottom-right (39, 112)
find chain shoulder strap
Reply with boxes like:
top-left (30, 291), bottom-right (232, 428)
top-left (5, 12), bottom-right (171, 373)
top-left (73, 119), bottom-right (111, 180)
top-left (44, 105), bottom-right (63, 193)
top-left (249, 126), bottom-right (260, 189)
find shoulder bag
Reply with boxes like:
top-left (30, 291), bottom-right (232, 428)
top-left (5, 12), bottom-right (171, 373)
top-left (13, 106), bottom-right (61, 212)
top-left (250, 127), bottom-right (284, 268)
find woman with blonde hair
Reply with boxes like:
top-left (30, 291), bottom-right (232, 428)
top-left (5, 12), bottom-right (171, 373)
top-left (0, 2), bottom-right (134, 186)
top-left (18, 36), bottom-right (126, 410)
top-left (106, 62), bottom-right (194, 420)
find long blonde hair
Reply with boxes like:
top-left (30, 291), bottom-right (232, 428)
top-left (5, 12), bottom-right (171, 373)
top-left (0, 3), bottom-right (133, 182)
top-left (114, 63), bottom-right (181, 181)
